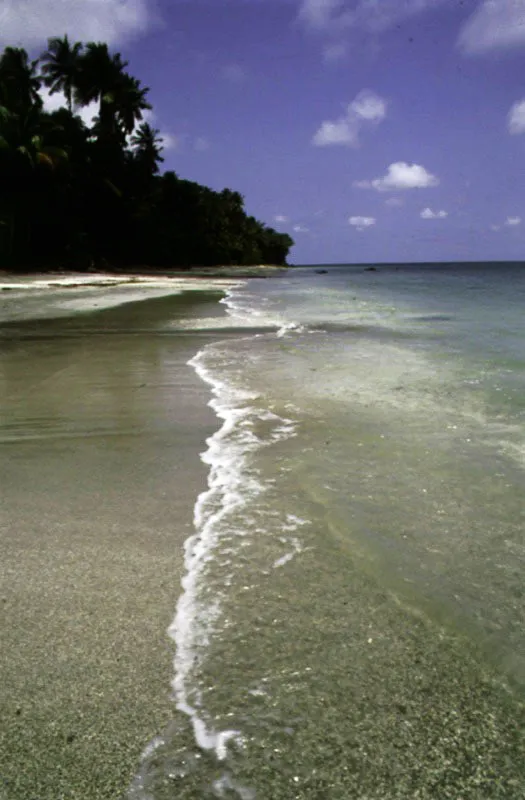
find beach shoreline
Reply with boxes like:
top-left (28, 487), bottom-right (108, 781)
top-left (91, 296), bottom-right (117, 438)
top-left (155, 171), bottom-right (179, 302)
top-left (0, 265), bottom-right (288, 287)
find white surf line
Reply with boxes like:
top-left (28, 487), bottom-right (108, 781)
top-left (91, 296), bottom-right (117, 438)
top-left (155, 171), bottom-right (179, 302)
top-left (221, 282), bottom-right (304, 338)
top-left (168, 346), bottom-right (261, 761)
top-left (167, 284), bottom-right (301, 766)
top-left (127, 288), bottom-right (263, 798)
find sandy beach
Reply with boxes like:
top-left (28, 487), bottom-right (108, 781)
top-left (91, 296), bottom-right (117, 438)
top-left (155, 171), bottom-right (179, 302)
top-left (0, 281), bottom-right (231, 798)
top-left (2, 269), bottom-right (524, 800)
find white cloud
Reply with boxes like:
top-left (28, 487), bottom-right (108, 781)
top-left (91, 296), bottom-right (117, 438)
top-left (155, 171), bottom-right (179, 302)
top-left (350, 90), bottom-right (386, 121)
top-left (420, 207), bottom-right (448, 219)
top-left (275, 215), bottom-right (289, 223)
top-left (349, 215), bottom-right (376, 231)
top-left (323, 42), bottom-right (348, 61)
top-left (313, 119), bottom-right (354, 146)
top-left (508, 99), bottom-right (525, 134)
top-left (355, 161), bottom-right (439, 192)
top-left (293, 224), bottom-right (310, 233)
top-left (39, 86), bottom-right (99, 127)
top-left (312, 89), bottom-right (386, 147)
top-left (76, 104), bottom-right (100, 130)
top-left (299, 0), bottom-right (448, 33)
top-left (354, 0), bottom-right (449, 33)
top-left (459, 0), bottom-right (525, 54)
top-left (142, 109), bottom-right (155, 124)
top-left (0, 0), bottom-right (158, 47)
top-left (491, 216), bottom-right (521, 230)
top-left (298, 0), bottom-right (351, 30)
top-left (159, 132), bottom-right (180, 151)
top-left (385, 197), bottom-right (404, 207)
top-left (39, 87), bottom-right (64, 114)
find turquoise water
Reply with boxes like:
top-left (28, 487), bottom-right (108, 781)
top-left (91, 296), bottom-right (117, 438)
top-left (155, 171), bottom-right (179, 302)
top-left (132, 263), bottom-right (525, 799)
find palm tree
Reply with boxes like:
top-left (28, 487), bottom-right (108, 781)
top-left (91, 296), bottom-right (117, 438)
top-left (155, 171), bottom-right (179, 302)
top-left (114, 74), bottom-right (151, 137)
top-left (73, 42), bottom-right (128, 139)
top-left (0, 47), bottom-right (42, 115)
top-left (40, 35), bottom-right (83, 113)
top-left (131, 122), bottom-right (164, 175)
top-left (0, 104), bottom-right (67, 169)
top-left (0, 104), bottom-right (68, 261)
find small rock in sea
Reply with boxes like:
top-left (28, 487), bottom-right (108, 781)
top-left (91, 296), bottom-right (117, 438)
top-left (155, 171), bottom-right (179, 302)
top-left (66, 734), bottom-right (76, 743)
top-left (364, 267), bottom-right (377, 272)
top-left (315, 269), bottom-right (328, 274)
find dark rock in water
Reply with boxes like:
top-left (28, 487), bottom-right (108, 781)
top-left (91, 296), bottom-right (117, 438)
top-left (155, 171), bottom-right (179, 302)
top-left (364, 266), bottom-right (377, 271)
top-left (315, 269), bottom-right (328, 274)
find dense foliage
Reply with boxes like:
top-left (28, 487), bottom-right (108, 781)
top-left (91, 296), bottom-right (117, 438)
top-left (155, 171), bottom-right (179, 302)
top-left (0, 37), bottom-right (293, 271)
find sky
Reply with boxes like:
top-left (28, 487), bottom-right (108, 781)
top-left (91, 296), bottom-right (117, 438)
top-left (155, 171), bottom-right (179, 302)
top-left (1, 0), bottom-right (525, 264)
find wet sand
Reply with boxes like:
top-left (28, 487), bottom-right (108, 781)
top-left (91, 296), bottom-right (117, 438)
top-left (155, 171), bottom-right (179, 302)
top-left (0, 290), bottom-right (225, 798)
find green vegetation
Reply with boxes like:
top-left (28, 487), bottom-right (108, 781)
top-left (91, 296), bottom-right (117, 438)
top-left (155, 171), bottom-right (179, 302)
top-left (0, 37), bottom-right (294, 271)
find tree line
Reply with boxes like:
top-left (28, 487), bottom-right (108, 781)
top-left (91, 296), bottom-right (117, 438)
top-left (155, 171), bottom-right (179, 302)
top-left (0, 37), bottom-right (294, 271)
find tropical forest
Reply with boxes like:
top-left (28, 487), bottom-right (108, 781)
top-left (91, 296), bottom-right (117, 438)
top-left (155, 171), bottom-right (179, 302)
top-left (0, 37), bottom-right (294, 271)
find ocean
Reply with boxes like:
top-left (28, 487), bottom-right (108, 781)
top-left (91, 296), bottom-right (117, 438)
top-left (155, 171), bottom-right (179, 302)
top-left (127, 262), bottom-right (525, 799)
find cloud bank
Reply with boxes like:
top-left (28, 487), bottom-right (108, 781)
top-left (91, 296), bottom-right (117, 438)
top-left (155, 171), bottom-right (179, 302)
top-left (299, 1), bottom-right (525, 58)
top-left (459, 0), bottom-right (525, 54)
top-left (0, 0), bottom-right (158, 47)
top-left (299, 0), bottom-right (448, 33)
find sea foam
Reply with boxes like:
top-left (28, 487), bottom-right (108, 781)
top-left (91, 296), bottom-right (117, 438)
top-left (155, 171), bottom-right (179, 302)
top-left (130, 287), bottom-right (302, 796)
top-left (168, 348), bottom-right (260, 759)
top-left (167, 290), bottom-right (300, 762)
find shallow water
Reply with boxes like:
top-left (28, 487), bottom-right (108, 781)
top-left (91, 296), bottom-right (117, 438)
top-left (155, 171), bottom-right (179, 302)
top-left (130, 264), bottom-right (525, 799)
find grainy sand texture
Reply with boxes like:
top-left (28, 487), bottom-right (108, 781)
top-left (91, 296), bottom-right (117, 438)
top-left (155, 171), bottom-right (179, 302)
top-left (0, 285), bottom-right (226, 799)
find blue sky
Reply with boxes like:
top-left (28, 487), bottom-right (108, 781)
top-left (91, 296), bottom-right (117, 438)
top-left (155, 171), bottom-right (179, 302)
top-left (2, 0), bottom-right (525, 264)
